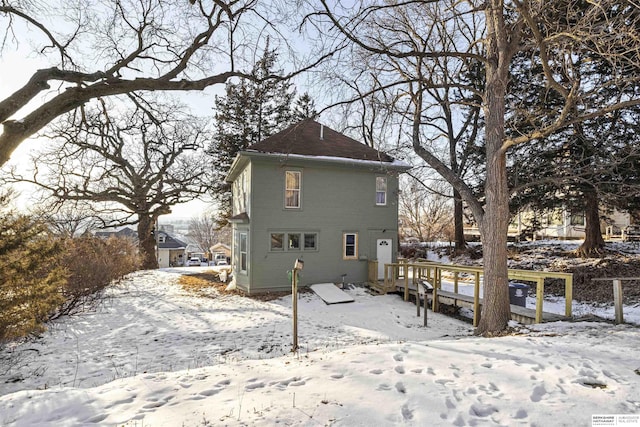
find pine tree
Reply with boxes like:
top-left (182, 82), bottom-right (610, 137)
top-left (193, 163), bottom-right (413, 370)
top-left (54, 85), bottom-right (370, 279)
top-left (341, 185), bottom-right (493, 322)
top-left (209, 42), bottom-right (316, 223)
top-left (292, 92), bottom-right (318, 122)
top-left (0, 192), bottom-right (68, 342)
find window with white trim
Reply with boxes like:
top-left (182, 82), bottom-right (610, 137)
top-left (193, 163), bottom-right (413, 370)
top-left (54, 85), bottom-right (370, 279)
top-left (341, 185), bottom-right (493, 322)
top-left (376, 176), bottom-right (387, 206)
top-left (285, 171), bottom-right (301, 208)
top-left (343, 233), bottom-right (358, 259)
top-left (239, 232), bottom-right (248, 273)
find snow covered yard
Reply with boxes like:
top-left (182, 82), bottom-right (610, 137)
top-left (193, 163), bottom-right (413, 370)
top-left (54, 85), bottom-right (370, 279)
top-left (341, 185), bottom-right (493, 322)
top-left (1, 267), bottom-right (639, 426)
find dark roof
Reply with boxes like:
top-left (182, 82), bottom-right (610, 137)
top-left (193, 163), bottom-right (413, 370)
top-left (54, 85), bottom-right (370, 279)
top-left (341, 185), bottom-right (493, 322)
top-left (246, 120), bottom-right (394, 163)
top-left (95, 227), bottom-right (138, 239)
top-left (158, 231), bottom-right (187, 249)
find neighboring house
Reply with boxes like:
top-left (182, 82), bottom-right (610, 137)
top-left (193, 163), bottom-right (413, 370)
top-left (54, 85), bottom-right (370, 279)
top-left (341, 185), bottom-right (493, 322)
top-left (95, 227), bottom-right (138, 241)
top-left (157, 231), bottom-right (187, 268)
top-left (210, 242), bottom-right (231, 258)
top-left (225, 119), bottom-right (411, 294)
top-left (464, 206), bottom-right (639, 241)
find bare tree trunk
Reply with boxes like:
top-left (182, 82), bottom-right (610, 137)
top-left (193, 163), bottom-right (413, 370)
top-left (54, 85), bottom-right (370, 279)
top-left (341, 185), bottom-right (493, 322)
top-left (476, 1), bottom-right (513, 335)
top-left (453, 189), bottom-right (467, 252)
top-left (576, 189), bottom-right (605, 257)
top-left (138, 216), bottom-right (158, 270)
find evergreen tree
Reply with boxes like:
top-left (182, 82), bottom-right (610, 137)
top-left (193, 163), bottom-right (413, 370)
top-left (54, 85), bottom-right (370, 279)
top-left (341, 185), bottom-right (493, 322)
top-left (0, 192), bottom-right (67, 342)
top-left (209, 43), bottom-right (316, 223)
top-left (506, 46), bottom-right (640, 256)
top-left (292, 92), bottom-right (318, 122)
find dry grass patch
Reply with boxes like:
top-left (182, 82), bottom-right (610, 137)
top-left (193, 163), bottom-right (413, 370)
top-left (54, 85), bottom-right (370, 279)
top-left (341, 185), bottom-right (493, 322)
top-left (177, 270), bottom-right (295, 302)
top-left (178, 270), bottom-right (237, 297)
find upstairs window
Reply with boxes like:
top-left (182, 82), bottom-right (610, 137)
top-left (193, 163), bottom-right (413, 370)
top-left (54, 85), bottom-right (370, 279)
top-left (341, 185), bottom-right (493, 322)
top-left (376, 176), bottom-right (387, 206)
top-left (285, 171), bottom-right (301, 209)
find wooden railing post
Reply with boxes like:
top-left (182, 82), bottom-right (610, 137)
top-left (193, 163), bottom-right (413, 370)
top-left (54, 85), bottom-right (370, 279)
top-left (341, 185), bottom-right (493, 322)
top-left (404, 264), bottom-right (409, 301)
top-left (473, 271), bottom-right (480, 327)
top-left (565, 275), bottom-right (573, 318)
top-left (613, 279), bottom-right (624, 324)
top-left (535, 278), bottom-right (544, 323)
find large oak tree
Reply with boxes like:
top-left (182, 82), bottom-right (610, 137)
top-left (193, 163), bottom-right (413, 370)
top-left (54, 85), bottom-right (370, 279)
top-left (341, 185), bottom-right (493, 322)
top-left (5, 97), bottom-right (212, 269)
top-left (0, 0), bottom-right (330, 167)
top-left (312, 0), bottom-right (640, 334)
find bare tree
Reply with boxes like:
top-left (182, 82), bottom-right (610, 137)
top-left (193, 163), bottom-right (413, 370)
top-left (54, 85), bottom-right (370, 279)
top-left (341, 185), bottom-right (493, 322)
top-left (188, 210), bottom-right (230, 256)
top-left (312, 0), bottom-right (640, 334)
top-left (400, 175), bottom-right (454, 243)
top-left (4, 97), bottom-right (212, 269)
top-left (33, 202), bottom-right (102, 238)
top-left (0, 0), bottom-right (333, 167)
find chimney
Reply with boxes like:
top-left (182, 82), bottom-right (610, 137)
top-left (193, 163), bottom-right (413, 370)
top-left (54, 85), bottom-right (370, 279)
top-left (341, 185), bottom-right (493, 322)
top-left (320, 124), bottom-right (324, 140)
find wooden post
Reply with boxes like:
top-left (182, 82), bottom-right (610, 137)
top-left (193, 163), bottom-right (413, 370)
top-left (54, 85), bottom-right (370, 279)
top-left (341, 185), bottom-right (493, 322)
top-left (473, 271), bottom-right (480, 327)
top-left (454, 271), bottom-right (459, 294)
top-left (416, 279), bottom-right (420, 317)
top-left (565, 275), bottom-right (573, 318)
top-left (384, 264), bottom-right (389, 291)
top-left (404, 264), bottom-right (409, 301)
top-left (613, 279), bottom-right (624, 324)
top-left (431, 266), bottom-right (439, 312)
top-left (292, 268), bottom-right (298, 352)
top-left (535, 277), bottom-right (544, 323)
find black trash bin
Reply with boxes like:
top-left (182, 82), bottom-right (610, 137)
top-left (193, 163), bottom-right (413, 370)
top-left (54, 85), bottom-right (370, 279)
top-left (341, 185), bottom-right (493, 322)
top-left (508, 282), bottom-right (530, 307)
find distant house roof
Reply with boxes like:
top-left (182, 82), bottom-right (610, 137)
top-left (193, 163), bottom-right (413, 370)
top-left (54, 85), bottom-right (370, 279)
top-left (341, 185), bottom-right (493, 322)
top-left (247, 119), bottom-right (394, 162)
top-left (158, 231), bottom-right (187, 250)
top-left (95, 227), bottom-right (138, 240)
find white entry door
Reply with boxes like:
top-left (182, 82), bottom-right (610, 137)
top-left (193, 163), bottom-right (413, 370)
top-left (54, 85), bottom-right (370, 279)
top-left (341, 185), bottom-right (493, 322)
top-left (377, 239), bottom-right (392, 279)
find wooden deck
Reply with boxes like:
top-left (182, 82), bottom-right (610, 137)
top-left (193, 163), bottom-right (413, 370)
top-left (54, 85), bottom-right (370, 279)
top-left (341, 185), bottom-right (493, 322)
top-left (368, 259), bottom-right (573, 326)
top-left (373, 282), bottom-right (568, 326)
top-left (433, 289), bottom-right (567, 325)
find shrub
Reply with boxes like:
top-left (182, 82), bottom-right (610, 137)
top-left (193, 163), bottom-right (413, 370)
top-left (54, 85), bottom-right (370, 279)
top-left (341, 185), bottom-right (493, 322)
top-left (55, 234), bottom-right (141, 318)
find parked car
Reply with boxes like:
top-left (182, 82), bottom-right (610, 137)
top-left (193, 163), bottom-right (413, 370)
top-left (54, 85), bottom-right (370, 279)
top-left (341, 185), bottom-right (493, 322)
top-left (187, 257), bottom-right (202, 266)
top-left (214, 253), bottom-right (227, 265)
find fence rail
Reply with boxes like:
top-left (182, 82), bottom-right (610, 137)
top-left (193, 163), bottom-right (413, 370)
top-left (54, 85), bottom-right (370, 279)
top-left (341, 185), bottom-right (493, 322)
top-left (368, 259), bottom-right (573, 326)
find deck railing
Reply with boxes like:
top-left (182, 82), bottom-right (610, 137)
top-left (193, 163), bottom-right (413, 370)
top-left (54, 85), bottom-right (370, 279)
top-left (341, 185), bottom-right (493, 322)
top-left (368, 259), bottom-right (573, 326)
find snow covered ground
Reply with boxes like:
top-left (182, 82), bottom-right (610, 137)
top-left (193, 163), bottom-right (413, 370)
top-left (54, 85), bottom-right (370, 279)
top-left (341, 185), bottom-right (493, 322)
top-left (1, 265), bottom-right (639, 426)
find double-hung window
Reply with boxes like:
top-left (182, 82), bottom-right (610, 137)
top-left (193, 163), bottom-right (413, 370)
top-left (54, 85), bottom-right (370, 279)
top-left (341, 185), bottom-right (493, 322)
top-left (343, 233), bottom-right (358, 259)
top-left (285, 171), bottom-right (301, 209)
top-left (376, 176), bottom-right (387, 206)
top-left (239, 232), bottom-right (248, 273)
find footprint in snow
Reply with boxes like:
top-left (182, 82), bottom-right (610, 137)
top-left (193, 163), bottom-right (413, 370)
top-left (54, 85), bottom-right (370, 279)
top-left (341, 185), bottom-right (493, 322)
top-left (395, 382), bottom-right (406, 393)
top-left (377, 383), bottom-right (392, 391)
top-left (370, 369), bottom-right (383, 375)
top-left (530, 384), bottom-right (547, 402)
top-left (395, 366), bottom-right (405, 374)
top-left (245, 381), bottom-right (265, 390)
top-left (393, 353), bottom-right (404, 362)
top-left (330, 373), bottom-right (344, 379)
top-left (401, 403), bottom-right (413, 420)
top-left (513, 408), bottom-right (528, 419)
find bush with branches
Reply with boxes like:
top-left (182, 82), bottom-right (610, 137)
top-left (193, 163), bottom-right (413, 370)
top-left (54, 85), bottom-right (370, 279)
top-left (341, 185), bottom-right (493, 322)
top-left (54, 235), bottom-right (141, 319)
top-left (1, 191), bottom-right (141, 343)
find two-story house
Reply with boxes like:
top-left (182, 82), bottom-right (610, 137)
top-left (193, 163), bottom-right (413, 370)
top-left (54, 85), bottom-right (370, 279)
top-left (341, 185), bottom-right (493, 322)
top-left (225, 119), bottom-right (411, 294)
